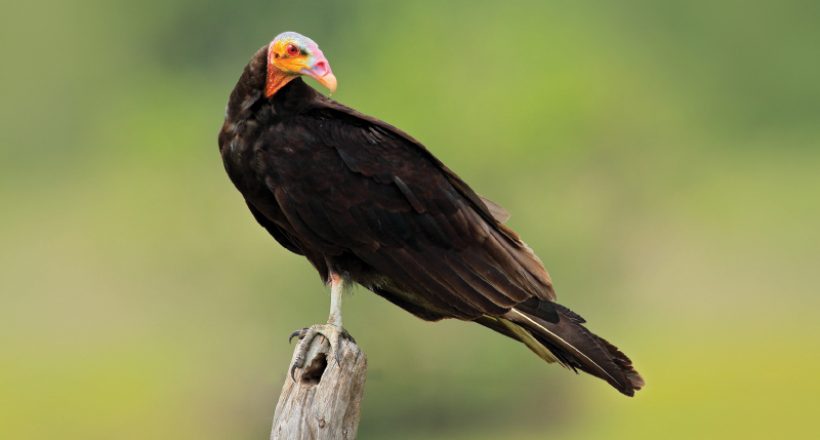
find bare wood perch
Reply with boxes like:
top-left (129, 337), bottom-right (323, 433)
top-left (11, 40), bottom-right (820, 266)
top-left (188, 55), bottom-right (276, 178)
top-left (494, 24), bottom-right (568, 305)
top-left (270, 334), bottom-right (367, 440)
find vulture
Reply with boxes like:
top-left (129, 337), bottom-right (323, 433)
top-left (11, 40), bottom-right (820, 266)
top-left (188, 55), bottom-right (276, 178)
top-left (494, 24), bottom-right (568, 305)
top-left (218, 32), bottom-right (643, 395)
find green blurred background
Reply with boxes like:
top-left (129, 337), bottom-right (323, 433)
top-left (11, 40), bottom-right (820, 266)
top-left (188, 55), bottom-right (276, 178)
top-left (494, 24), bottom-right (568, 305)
top-left (2, 0), bottom-right (819, 438)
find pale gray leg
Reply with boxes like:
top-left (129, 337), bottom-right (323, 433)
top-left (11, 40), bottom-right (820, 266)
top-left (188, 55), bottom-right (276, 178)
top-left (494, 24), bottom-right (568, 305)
top-left (289, 273), bottom-right (353, 380)
top-left (327, 272), bottom-right (345, 327)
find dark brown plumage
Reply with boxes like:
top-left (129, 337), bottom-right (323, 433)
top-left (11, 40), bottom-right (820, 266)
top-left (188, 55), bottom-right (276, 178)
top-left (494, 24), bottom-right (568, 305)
top-left (219, 43), bottom-right (643, 395)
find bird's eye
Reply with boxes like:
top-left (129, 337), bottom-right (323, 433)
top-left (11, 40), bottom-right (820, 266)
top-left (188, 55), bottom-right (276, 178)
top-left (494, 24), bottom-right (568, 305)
top-left (286, 44), bottom-right (300, 57)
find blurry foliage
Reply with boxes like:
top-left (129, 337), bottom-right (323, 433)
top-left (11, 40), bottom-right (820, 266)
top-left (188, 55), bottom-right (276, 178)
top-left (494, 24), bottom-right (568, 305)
top-left (1, 1), bottom-right (819, 439)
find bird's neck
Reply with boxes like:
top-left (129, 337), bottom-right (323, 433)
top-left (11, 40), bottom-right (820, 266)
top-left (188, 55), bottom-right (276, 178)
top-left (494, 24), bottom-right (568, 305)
top-left (265, 66), bottom-right (297, 98)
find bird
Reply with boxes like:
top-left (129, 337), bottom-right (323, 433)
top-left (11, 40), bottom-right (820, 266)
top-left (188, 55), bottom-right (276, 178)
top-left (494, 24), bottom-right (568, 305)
top-left (218, 31), bottom-right (644, 396)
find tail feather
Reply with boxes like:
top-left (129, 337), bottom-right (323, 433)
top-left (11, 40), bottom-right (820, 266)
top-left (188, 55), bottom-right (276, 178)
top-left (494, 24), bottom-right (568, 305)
top-left (495, 299), bottom-right (643, 396)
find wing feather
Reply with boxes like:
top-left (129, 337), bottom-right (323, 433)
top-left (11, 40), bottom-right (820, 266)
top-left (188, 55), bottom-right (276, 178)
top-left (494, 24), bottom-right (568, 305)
top-left (262, 102), bottom-right (554, 318)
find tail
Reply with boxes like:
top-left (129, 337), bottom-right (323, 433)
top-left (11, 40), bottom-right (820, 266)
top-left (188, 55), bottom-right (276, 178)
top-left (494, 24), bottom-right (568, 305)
top-left (478, 298), bottom-right (644, 396)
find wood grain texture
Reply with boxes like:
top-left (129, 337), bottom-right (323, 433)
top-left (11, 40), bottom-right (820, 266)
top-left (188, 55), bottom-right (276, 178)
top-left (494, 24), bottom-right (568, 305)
top-left (270, 336), bottom-right (367, 440)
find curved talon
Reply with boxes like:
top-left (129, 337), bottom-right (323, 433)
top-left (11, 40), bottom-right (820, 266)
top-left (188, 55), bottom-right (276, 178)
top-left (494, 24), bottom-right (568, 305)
top-left (290, 363), bottom-right (300, 381)
top-left (287, 324), bottom-right (352, 381)
top-left (288, 328), bottom-right (307, 343)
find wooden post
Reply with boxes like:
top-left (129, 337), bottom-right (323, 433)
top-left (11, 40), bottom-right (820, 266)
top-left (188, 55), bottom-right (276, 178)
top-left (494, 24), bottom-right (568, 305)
top-left (270, 334), bottom-right (367, 440)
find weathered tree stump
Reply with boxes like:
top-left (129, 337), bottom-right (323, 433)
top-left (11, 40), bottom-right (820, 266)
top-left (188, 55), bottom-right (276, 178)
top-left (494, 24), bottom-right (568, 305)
top-left (270, 334), bottom-right (367, 440)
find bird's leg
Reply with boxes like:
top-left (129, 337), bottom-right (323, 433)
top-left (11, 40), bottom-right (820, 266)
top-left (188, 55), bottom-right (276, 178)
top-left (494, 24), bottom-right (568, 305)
top-left (288, 273), bottom-right (354, 380)
top-left (327, 272), bottom-right (344, 328)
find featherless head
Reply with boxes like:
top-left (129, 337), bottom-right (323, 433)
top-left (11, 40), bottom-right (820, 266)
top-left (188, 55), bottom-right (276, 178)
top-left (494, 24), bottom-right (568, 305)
top-left (266, 32), bottom-right (337, 97)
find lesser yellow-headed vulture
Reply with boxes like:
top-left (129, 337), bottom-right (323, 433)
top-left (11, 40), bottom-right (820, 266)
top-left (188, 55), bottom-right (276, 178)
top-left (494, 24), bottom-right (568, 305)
top-left (218, 32), bottom-right (643, 395)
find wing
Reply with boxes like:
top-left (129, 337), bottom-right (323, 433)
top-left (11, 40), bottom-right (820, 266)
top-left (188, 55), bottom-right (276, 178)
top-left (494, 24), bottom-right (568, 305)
top-left (262, 100), bottom-right (554, 319)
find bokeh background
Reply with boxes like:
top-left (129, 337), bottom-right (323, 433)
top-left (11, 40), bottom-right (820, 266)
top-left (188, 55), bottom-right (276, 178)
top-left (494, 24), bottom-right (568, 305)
top-left (2, 1), bottom-right (819, 438)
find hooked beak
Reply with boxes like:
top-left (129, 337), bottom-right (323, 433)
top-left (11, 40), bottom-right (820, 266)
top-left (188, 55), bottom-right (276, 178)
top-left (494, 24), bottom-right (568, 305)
top-left (311, 69), bottom-right (337, 94)
top-left (302, 50), bottom-right (337, 94)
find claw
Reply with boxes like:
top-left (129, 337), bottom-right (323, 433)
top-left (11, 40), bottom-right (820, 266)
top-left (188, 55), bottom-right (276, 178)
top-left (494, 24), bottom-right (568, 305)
top-left (287, 324), bottom-right (352, 381)
top-left (288, 328), bottom-right (307, 343)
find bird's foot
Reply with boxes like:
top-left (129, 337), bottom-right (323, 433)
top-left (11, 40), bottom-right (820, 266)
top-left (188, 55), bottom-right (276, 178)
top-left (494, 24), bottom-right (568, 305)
top-left (288, 324), bottom-right (354, 381)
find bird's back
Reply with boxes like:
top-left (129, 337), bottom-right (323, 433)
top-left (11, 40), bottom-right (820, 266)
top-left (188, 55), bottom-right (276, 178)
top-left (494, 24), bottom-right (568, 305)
top-left (218, 44), bottom-right (643, 395)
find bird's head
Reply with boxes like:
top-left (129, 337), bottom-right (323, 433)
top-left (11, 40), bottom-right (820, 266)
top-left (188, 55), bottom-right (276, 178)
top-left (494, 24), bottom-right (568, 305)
top-left (265, 32), bottom-right (337, 98)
